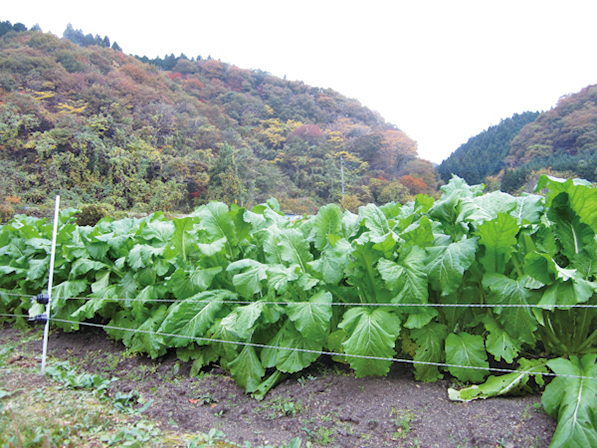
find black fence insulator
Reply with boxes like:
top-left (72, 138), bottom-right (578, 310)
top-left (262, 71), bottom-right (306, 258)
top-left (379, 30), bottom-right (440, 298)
top-left (32, 294), bottom-right (50, 305)
top-left (29, 314), bottom-right (48, 324)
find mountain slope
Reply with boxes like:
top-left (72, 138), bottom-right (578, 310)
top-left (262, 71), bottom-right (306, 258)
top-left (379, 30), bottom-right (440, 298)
top-left (503, 84), bottom-right (597, 181)
top-left (437, 111), bottom-right (540, 185)
top-left (509, 85), bottom-right (597, 164)
top-left (0, 28), bottom-right (432, 214)
top-left (496, 84), bottom-right (597, 193)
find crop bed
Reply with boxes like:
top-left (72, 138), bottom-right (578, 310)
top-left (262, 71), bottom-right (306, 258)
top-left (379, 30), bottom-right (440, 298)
top-left (1, 324), bottom-right (556, 447)
top-left (2, 175), bottom-right (597, 447)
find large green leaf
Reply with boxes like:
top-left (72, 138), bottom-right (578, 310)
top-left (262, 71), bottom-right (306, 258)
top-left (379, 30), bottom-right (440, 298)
top-left (127, 244), bottom-right (164, 270)
top-left (242, 209), bottom-right (267, 232)
top-left (371, 231), bottom-right (398, 258)
top-left (444, 332), bottom-right (489, 383)
top-left (231, 205), bottom-right (252, 243)
top-left (539, 277), bottom-right (595, 311)
top-left (286, 291), bottom-right (332, 341)
top-left (277, 228), bottom-right (313, 272)
top-left (261, 320), bottom-right (322, 373)
top-left (573, 246), bottom-right (597, 280)
top-left (309, 204), bottom-right (342, 251)
top-left (140, 219), bottom-right (174, 245)
top-left (221, 302), bottom-right (265, 340)
top-left (338, 307), bottom-right (401, 377)
top-left (117, 271), bottom-right (139, 299)
top-left (171, 217), bottom-right (196, 261)
top-left (265, 264), bottom-right (299, 293)
top-left (440, 175), bottom-right (485, 197)
top-left (428, 188), bottom-right (468, 239)
top-left (346, 242), bottom-right (387, 304)
top-left (548, 193), bottom-right (595, 262)
top-left (542, 354), bottom-right (597, 448)
top-left (132, 284), bottom-right (167, 320)
top-left (510, 194), bottom-right (544, 225)
top-left (460, 191), bottom-right (517, 225)
top-left (167, 268), bottom-right (199, 300)
top-left (70, 291), bottom-right (115, 320)
top-left (361, 203), bottom-right (390, 238)
top-left (340, 210), bottom-right (361, 240)
top-left (69, 258), bottom-right (108, 278)
top-left (26, 257), bottom-right (49, 281)
top-left (378, 246), bottom-right (428, 304)
top-left (524, 251), bottom-right (559, 285)
top-left (410, 323), bottom-right (447, 382)
top-left (159, 290), bottom-right (233, 347)
top-left (228, 345), bottom-right (265, 393)
top-left (82, 239), bottom-right (110, 260)
top-left (449, 358), bottom-right (547, 402)
top-left (308, 237), bottom-right (352, 284)
top-left (51, 280), bottom-right (87, 307)
top-left (483, 273), bottom-right (538, 345)
top-left (476, 213), bottom-right (519, 274)
top-left (227, 259), bottom-right (268, 298)
top-left (403, 307), bottom-right (438, 330)
top-left (91, 270), bottom-right (111, 293)
top-left (425, 237), bottom-right (478, 296)
top-left (482, 315), bottom-right (521, 363)
top-left (539, 176), bottom-right (597, 233)
top-left (399, 215), bottom-right (434, 248)
top-left (262, 227), bottom-right (284, 265)
top-left (128, 304), bottom-right (168, 359)
top-left (195, 202), bottom-right (237, 258)
top-left (190, 266), bottom-right (222, 290)
top-left (197, 237), bottom-right (227, 257)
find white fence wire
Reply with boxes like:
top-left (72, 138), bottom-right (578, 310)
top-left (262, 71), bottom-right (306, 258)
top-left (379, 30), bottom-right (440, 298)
top-left (2, 310), bottom-right (596, 382)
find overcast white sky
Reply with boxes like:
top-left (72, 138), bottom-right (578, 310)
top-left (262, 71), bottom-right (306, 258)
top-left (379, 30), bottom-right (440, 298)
top-left (4, 1), bottom-right (597, 163)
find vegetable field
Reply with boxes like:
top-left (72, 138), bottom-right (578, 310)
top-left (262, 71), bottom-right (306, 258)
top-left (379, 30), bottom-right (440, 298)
top-left (1, 175), bottom-right (597, 448)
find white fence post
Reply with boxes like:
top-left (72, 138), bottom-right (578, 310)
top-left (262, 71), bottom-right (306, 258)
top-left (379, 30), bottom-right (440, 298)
top-left (41, 195), bottom-right (60, 374)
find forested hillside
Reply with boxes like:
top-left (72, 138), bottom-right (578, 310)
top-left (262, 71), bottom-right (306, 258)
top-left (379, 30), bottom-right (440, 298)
top-left (437, 111), bottom-right (540, 185)
top-left (0, 25), bottom-right (436, 218)
top-left (509, 85), bottom-right (597, 164)
top-left (498, 84), bottom-right (597, 192)
top-left (438, 84), bottom-right (597, 194)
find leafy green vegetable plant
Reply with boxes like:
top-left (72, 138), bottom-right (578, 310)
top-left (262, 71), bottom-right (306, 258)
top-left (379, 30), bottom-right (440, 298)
top-left (2, 175), bottom-right (597, 447)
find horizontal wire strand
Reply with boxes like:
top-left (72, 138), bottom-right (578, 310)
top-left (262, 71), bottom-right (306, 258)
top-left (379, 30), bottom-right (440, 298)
top-left (2, 312), bottom-right (595, 381)
top-left (0, 313), bottom-right (30, 319)
top-left (48, 317), bottom-right (597, 382)
top-left (17, 293), bottom-right (597, 309)
top-left (3, 287), bottom-right (593, 309)
top-left (0, 291), bottom-right (35, 298)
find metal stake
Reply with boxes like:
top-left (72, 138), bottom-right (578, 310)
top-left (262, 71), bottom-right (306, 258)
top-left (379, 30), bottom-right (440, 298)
top-left (41, 195), bottom-right (60, 374)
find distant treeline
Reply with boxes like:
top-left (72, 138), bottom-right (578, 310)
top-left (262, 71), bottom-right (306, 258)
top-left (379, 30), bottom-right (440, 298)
top-left (62, 23), bottom-right (122, 51)
top-left (0, 20), bottom-right (35, 37)
top-left (57, 23), bottom-right (219, 72)
top-left (437, 111), bottom-right (540, 185)
top-left (0, 20), bottom-right (123, 51)
top-left (134, 53), bottom-right (211, 72)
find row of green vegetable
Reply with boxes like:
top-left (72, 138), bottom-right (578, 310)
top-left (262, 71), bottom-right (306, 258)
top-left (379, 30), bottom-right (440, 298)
top-left (1, 175), bottom-right (597, 447)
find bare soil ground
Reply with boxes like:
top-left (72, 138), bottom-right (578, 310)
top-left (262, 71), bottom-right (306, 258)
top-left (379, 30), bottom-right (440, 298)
top-left (1, 324), bottom-right (556, 448)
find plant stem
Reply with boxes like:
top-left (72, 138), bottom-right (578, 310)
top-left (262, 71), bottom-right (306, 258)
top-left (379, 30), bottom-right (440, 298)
top-left (571, 308), bottom-right (592, 353)
top-left (537, 322), bottom-right (567, 355)
top-left (574, 327), bottom-right (597, 354)
top-left (511, 254), bottom-right (524, 279)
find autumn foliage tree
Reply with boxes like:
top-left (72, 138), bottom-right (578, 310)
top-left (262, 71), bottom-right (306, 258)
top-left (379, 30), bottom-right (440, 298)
top-left (377, 129), bottom-right (418, 175)
top-left (398, 175), bottom-right (428, 195)
top-left (398, 158), bottom-right (438, 190)
top-left (0, 25), bottom-right (435, 213)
